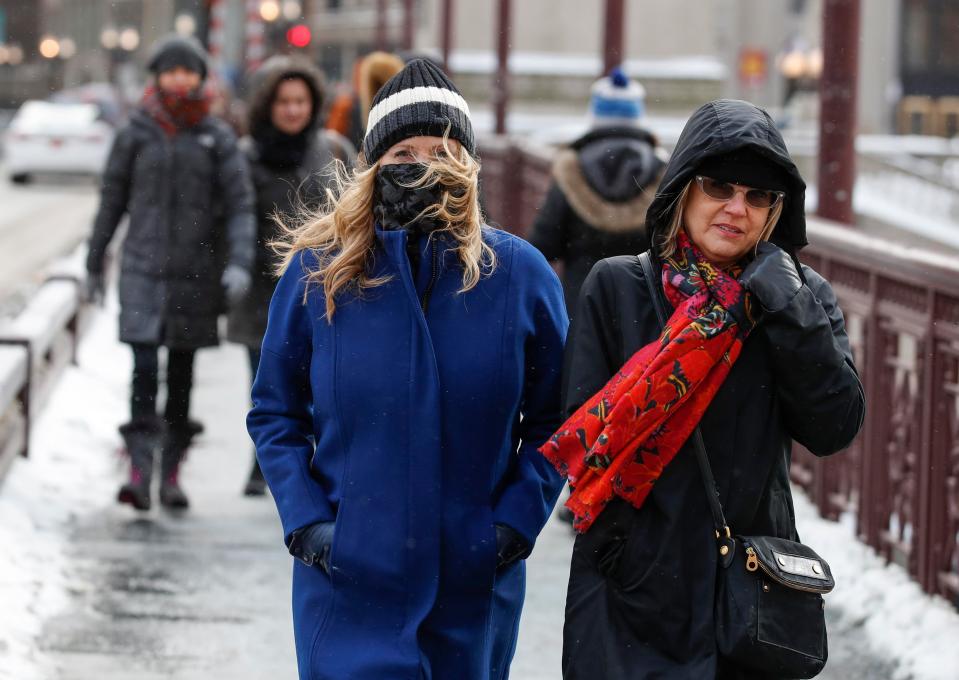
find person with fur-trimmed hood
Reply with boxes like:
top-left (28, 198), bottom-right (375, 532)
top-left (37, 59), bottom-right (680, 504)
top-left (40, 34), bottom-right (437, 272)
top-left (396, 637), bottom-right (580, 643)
top-left (230, 56), bottom-right (355, 496)
top-left (85, 34), bottom-right (255, 512)
top-left (528, 67), bottom-right (664, 314)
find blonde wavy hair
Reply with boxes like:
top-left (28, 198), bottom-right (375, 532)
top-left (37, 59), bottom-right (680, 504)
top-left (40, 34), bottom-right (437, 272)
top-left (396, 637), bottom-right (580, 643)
top-left (654, 179), bottom-right (783, 261)
top-left (273, 135), bottom-right (495, 320)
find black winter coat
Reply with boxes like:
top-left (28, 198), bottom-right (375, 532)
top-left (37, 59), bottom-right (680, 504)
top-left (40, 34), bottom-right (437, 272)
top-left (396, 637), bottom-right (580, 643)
top-left (528, 126), bottom-right (663, 313)
top-left (86, 109), bottom-right (255, 349)
top-left (560, 100), bottom-right (865, 679)
top-left (227, 129), bottom-right (354, 348)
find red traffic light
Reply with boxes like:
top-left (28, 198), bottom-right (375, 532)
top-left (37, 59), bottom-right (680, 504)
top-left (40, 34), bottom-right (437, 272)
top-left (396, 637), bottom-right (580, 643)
top-left (286, 24), bottom-right (311, 48)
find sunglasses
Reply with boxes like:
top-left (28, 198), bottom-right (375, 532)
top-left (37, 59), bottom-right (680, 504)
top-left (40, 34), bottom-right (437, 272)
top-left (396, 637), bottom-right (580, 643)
top-left (694, 175), bottom-right (785, 209)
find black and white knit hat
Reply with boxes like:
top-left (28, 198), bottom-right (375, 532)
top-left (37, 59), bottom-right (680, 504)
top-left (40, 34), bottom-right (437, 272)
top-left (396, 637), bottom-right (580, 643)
top-left (361, 58), bottom-right (475, 164)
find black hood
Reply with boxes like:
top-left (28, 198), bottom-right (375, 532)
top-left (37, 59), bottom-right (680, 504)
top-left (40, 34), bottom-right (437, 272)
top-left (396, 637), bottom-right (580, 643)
top-left (646, 99), bottom-right (807, 254)
top-left (571, 126), bottom-right (664, 202)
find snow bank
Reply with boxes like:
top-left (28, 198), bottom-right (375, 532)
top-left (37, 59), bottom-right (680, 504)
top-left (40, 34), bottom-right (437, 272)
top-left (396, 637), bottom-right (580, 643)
top-left (0, 298), bottom-right (126, 679)
top-left (795, 493), bottom-right (959, 680)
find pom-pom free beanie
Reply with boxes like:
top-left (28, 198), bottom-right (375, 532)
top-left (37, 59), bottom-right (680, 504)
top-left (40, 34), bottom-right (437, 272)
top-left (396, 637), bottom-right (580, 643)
top-left (362, 58), bottom-right (475, 164)
top-left (147, 34), bottom-right (208, 80)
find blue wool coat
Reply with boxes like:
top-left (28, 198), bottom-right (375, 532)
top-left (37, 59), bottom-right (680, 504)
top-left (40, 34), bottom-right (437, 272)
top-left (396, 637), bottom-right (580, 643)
top-left (247, 225), bottom-right (568, 680)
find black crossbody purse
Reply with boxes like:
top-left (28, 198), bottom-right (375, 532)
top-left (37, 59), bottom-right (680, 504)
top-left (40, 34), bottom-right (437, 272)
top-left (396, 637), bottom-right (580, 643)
top-left (638, 251), bottom-right (833, 678)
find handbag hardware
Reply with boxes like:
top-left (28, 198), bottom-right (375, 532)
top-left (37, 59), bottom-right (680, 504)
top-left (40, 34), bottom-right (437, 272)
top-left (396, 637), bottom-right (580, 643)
top-left (745, 544), bottom-right (832, 594)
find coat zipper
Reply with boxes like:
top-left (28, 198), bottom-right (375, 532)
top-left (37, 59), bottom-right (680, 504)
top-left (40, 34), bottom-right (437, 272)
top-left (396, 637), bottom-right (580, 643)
top-left (419, 238), bottom-right (439, 314)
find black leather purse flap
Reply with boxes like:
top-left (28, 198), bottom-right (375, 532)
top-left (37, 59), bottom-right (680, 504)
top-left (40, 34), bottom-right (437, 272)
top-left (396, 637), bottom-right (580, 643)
top-left (743, 536), bottom-right (835, 594)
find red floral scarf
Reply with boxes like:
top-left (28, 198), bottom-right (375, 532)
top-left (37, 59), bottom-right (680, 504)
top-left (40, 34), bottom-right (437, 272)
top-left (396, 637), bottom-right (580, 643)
top-left (140, 86), bottom-right (210, 137)
top-left (540, 231), bottom-right (758, 532)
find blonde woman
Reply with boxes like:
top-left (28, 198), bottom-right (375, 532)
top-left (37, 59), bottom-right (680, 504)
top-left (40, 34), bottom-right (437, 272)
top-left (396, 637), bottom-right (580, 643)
top-left (247, 60), bottom-right (568, 680)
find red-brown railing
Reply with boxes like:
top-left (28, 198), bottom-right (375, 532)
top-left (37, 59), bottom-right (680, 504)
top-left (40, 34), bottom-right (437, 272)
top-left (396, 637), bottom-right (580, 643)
top-left (478, 136), bottom-right (959, 606)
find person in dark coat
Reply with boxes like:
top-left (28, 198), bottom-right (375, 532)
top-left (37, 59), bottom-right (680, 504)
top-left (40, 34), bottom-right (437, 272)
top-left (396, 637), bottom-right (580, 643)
top-left (85, 35), bottom-right (255, 511)
top-left (528, 67), bottom-right (664, 314)
top-left (247, 59), bottom-right (567, 680)
top-left (229, 55), bottom-right (356, 496)
top-left (541, 99), bottom-right (866, 679)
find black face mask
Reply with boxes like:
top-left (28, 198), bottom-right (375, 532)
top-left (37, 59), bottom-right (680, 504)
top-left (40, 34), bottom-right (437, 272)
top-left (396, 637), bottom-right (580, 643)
top-left (373, 163), bottom-right (446, 233)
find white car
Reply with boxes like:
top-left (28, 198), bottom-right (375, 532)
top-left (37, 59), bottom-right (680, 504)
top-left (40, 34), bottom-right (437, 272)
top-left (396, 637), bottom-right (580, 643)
top-left (5, 100), bottom-right (115, 183)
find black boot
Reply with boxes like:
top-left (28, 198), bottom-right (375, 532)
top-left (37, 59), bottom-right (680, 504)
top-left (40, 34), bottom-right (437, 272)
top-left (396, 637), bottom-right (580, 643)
top-left (159, 425), bottom-right (192, 509)
top-left (117, 419), bottom-right (159, 511)
top-left (243, 456), bottom-right (266, 496)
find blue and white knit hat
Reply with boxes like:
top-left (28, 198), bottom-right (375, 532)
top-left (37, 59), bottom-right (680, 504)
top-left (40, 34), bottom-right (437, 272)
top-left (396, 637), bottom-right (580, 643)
top-left (589, 67), bottom-right (646, 127)
top-left (362, 58), bottom-right (475, 164)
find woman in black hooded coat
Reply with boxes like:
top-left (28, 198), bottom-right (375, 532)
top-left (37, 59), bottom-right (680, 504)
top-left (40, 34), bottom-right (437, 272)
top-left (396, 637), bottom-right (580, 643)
top-left (228, 56), bottom-right (355, 495)
top-left (554, 99), bottom-right (865, 679)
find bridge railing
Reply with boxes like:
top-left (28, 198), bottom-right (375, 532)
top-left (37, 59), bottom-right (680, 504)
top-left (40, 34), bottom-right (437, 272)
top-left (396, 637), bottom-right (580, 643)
top-left (0, 248), bottom-right (90, 482)
top-left (478, 135), bottom-right (959, 606)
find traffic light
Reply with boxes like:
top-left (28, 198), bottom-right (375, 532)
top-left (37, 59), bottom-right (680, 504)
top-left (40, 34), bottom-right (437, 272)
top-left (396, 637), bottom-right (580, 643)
top-left (286, 23), bottom-right (311, 48)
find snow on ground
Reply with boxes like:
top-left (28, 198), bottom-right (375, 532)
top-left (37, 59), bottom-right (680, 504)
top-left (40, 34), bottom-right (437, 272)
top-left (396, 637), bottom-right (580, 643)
top-left (0, 295), bottom-right (128, 680)
top-left (1, 296), bottom-right (958, 679)
top-left (795, 493), bottom-right (959, 680)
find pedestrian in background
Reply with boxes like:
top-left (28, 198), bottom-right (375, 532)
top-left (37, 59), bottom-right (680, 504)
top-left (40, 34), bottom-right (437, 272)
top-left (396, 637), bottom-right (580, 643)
top-left (528, 67), bottom-right (664, 314)
top-left (85, 35), bottom-right (255, 512)
top-left (230, 55), bottom-right (356, 497)
top-left (325, 50), bottom-right (404, 150)
top-left (543, 99), bottom-right (865, 678)
top-left (247, 59), bottom-right (567, 679)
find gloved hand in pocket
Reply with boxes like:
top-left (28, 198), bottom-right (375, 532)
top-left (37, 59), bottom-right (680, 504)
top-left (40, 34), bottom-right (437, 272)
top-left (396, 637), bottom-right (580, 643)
top-left (291, 521), bottom-right (336, 574)
top-left (495, 523), bottom-right (530, 570)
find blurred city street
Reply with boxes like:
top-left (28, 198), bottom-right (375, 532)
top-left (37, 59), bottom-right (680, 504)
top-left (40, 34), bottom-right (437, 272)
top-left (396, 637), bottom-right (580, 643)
top-left (0, 169), bottom-right (96, 305)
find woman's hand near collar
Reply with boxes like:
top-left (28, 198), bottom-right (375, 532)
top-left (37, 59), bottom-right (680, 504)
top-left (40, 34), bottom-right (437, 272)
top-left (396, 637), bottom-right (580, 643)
top-left (739, 242), bottom-right (802, 313)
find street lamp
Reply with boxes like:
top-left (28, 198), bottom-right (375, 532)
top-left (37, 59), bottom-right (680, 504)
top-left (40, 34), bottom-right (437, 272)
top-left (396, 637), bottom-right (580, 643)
top-left (119, 28), bottom-right (140, 52)
top-left (282, 0), bottom-right (302, 20)
top-left (100, 28), bottom-right (119, 50)
top-left (260, 1), bottom-right (281, 22)
top-left (175, 13), bottom-right (197, 36)
top-left (59, 38), bottom-right (77, 59)
top-left (39, 36), bottom-right (61, 59)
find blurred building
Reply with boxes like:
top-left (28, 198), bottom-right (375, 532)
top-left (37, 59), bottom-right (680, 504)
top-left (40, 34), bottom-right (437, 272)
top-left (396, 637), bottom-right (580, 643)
top-left (309, 0), bottom-right (950, 136)
top-left (0, 0), bottom-right (956, 137)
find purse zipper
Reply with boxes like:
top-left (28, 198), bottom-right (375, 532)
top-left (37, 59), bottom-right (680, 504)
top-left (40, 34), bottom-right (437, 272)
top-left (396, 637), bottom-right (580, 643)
top-left (744, 546), bottom-right (830, 594)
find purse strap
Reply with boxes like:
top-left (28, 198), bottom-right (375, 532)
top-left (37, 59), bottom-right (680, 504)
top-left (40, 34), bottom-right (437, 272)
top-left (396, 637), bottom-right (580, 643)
top-left (637, 252), bottom-right (735, 561)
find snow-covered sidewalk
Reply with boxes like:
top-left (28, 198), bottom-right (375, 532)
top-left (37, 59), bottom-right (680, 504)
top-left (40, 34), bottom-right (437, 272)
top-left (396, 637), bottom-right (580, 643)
top-left (1, 300), bottom-right (958, 679)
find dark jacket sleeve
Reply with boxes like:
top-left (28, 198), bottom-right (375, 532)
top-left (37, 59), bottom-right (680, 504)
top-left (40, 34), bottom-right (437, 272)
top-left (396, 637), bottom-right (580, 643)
top-left (561, 259), bottom-right (623, 417)
top-left (214, 125), bottom-right (256, 272)
top-left (528, 181), bottom-right (571, 264)
top-left (86, 126), bottom-right (136, 273)
top-left (247, 252), bottom-right (334, 545)
top-left (762, 266), bottom-right (865, 456)
top-left (491, 243), bottom-right (569, 554)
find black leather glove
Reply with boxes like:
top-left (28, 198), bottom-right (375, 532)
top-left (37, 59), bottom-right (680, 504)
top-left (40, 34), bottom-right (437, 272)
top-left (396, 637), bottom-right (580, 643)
top-left (221, 264), bottom-right (252, 308)
top-left (495, 524), bottom-right (530, 570)
top-left (291, 521), bottom-right (336, 574)
top-left (739, 241), bottom-right (803, 313)
top-left (84, 270), bottom-right (105, 306)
